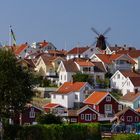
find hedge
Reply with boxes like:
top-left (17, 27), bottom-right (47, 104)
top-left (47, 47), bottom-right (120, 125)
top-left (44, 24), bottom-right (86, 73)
top-left (3, 123), bottom-right (101, 140)
top-left (113, 134), bottom-right (140, 140)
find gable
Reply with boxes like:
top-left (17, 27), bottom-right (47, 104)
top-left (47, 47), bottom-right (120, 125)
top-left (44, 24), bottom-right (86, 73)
top-left (57, 61), bottom-right (66, 73)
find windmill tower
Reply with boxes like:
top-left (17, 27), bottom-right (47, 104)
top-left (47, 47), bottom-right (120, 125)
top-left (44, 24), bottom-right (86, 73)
top-left (91, 27), bottom-right (111, 50)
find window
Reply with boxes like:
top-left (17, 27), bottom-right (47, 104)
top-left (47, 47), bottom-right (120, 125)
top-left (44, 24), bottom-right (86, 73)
top-left (135, 116), bottom-right (139, 122)
top-left (53, 94), bottom-right (56, 99)
top-left (117, 74), bottom-right (120, 79)
top-left (106, 96), bottom-right (111, 102)
top-left (75, 94), bottom-right (78, 100)
top-left (83, 67), bottom-right (91, 72)
top-left (81, 114), bottom-right (84, 120)
top-left (85, 114), bottom-right (92, 121)
top-left (71, 118), bottom-right (77, 122)
top-left (105, 104), bottom-right (112, 111)
top-left (29, 108), bottom-right (35, 118)
top-left (118, 105), bottom-right (123, 111)
top-left (93, 114), bottom-right (96, 120)
top-left (127, 116), bottom-right (132, 122)
top-left (85, 87), bottom-right (89, 90)
top-left (62, 95), bottom-right (64, 99)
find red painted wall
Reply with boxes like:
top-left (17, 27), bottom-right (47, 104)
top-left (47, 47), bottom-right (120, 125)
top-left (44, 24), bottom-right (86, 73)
top-left (78, 108), bottom-right (98, 123)
top-left (119, 109), bottom-right (140, 125)
top-left (98, 95), bottom-right (119, 114)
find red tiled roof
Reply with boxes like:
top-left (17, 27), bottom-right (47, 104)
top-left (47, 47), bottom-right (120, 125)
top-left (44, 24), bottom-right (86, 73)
top-left (67, 47), bottom-right (89, 54)
top-left (120, 70), bottom-right (140, 78)
top-left (129, 77), bottom-right (140, 86)
top-left (84, 91), bottom-right (109, 105)
top-left (96, 54), bottom-right (122, 64)
top-left (96, 54), bottom-right (136, 64)
top-left (117, 50), bottom-right (140, 58)
top-left (120, 92), bottom-right (140, 102)
top-left (38, 41), bottom-right (48, 48)
top-left (43, 103), bottom-right (60, 109)
top-left (56, 82), bottom-right (86, 94)
top-left (14, 44), bottom-right (28, 55)
top-left (75, 61), bottom-right (94, 67)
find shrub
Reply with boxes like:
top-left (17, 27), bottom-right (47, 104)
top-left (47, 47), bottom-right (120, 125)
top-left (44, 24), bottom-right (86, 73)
top-left (3, 123), bottom-right (101, 140)
top-left (113, 134), bottom-right (140, 140)
top-left (36, 114), bottom-right (62, 124)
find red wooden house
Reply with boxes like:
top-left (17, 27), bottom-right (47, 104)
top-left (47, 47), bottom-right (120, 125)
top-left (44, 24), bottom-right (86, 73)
top-left (43, 103), bottom-right (67, 116)
top-left (14, 104), bottom-right (43, 125)
top-left (112, 107), bottom-right (140, 125)
top-left (83, 91), bottom-right (123, 117)
top-left (68, 105), bottom-right (99, 123)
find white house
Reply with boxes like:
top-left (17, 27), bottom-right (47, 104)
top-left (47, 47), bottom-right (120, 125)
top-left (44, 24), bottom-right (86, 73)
top-left (119, 92), bottom-right (140, 109)
top-left (110, 70), bottom-right (140, 90)
top-left (66, 46), bottom-right (102, 60)
top-left (31, 40), bottom-right (56, 52)
top-left (51, 82), bottom-right (92, 109)
top-left (90, 54), bottom-right (136, 73)
top-left (121, 77), bottom-right (140, 95)
top-left (57, 58), bottom-right (106, 86)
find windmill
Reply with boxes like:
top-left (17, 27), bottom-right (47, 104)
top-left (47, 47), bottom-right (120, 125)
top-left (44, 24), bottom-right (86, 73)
top-left (91, 27), bottom-right (111, 50)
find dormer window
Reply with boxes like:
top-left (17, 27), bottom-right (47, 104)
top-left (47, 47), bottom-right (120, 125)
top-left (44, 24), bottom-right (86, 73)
top-left (106, 96), bottom-right (111, 102)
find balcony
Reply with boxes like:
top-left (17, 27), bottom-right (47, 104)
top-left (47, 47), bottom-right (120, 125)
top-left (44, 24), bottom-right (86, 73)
top-left (99, 114), bottom-right (114, 121)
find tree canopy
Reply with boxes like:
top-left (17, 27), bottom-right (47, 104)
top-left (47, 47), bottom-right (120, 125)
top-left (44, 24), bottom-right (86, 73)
top-left (0, 49), bottom-right (35, 118)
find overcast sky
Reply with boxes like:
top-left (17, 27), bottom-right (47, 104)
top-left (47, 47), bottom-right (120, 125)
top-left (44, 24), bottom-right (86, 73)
top-left (0, 0), bottom-right (140, 50)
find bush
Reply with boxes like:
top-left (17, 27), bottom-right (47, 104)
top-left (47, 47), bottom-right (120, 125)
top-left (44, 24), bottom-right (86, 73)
top-left (36, 114), bottom-right (62, 124)
top-left (113, 134), bottom-right (140, 140)
top-left (3, 123), bottom-right (101, 140)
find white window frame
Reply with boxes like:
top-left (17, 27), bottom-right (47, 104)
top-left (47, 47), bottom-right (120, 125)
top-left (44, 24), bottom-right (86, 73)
top-left (29, 108), bottom-right (35, 118)
top-left (105, 104), bottom-right (112, 113)
top-left (71, 118), bottom-right (77, 122)
top-left (127, 116), bottom-right (132, 122)
top-left (81, 114), bottom-right (84, 120)
top-left (93, 114), bottom-right (96, 120)
top-left (85, 114), bottom-right (92, 121)
top-left (106, 96), bottom-right (111, 102)
top-left (118, 104), bottom-right (123, 111)
top-left (135, 116), bottom-right (139, 122)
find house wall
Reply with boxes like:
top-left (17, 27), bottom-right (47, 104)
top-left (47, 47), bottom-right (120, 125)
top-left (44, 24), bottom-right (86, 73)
top-left (121, 79), bottom-right (140, 96)
top-left (133, 97), bottom-right (140, 109)
top-left (78, 109), bottom-right (98, 123)
top-left (35, 58), bottom-right (47, 76)
top-left (98, 95), bottom-right (119, 115)
top-left (59, 71), bottom-right (74, 85)
top-left (14, 107), bottom-right (42, 125)
top-left (118, 109), bottom-right (140, 125)
top-left (110, 71), bottom-right (126, 90)
top-left (51, 93), bottom-right (74, 108)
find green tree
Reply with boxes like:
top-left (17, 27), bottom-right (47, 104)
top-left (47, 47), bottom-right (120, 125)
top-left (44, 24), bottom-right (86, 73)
top-left (0, 49), bottom-right (35, 119)
top-left (72, 72), bottom-right (93, 85)
top-left (36, 114), bottom-right (62, 124)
